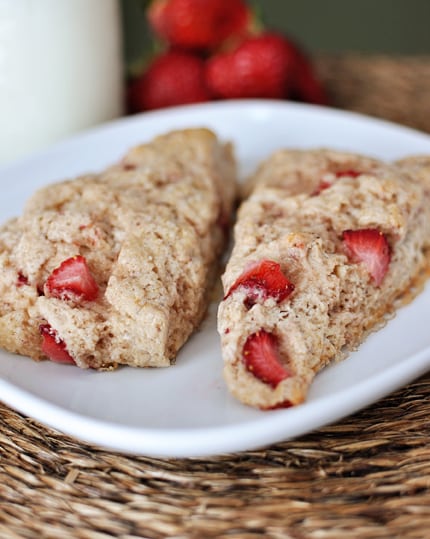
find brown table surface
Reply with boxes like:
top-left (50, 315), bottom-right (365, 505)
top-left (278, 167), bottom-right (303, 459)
top-left (1, 54), bottom-right (430, 539)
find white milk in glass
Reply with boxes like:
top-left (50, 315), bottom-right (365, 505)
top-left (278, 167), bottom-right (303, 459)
top-left (0, 0), bottom-right (123, 164)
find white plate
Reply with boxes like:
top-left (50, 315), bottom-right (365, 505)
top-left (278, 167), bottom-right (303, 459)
top-left (1, 100), bottom-right (430, 458)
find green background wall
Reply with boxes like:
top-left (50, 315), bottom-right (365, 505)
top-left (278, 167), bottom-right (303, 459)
top-left (121, 0), bottom-right (430, 65)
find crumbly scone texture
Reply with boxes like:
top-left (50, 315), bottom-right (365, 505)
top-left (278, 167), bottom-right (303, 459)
top-left (0, 128), bottom-right (237, 369)
top-left (218, 148), bottom-right (430, 409)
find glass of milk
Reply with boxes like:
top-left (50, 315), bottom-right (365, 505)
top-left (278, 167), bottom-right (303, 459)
top-left (0, 0), bottom-right (124, 164)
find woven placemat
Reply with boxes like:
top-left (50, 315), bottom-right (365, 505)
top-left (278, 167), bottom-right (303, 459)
top-left (1, 54), bottom-right (430, 539)
top-left (316, 53), bottom-right (430, 134)
top-left (1, 375), bottom-right (429, 538)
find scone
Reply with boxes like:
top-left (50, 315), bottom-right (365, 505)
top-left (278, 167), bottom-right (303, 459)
top-left (0, 128), bottom-right (237, 369)
top-left (218, 149), bottom-right (430, 409)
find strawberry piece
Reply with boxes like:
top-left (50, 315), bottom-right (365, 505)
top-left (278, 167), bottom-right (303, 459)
top-left (206, 32), bottom-right (296, 99)
top-left (262, 399), bottom-right (293, 410)
top-left (16, 272), bottom-right (29, 287)
top-left (45, 255), bottom-right (99, 301)
top-left (225, 259), bottom-right (294, 307)
top-left (342, 228), bottom-right (391, 286)
top-left (127, 51), bottom-right (210, 112)
top-left (39, 324), bottom-right (75, 364)
top-left (147, 0), bottom-right (250, 50)
top-left (243, 330), bottom-right (290, 388)
top-left (311, 179), bottom-right (333, 196)
top-left (335, 169), bottom-right (361, 178)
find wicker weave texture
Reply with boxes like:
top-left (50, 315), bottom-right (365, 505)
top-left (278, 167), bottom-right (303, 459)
top-left (317, 53), bottom-right (430, 134)
top-left (1, 375), bottom-right (429, 539)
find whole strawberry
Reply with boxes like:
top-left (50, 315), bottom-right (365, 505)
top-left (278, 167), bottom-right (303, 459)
top-left (147, 0), bottom-right (250, 51)
top-left (127, 50), bottom-right (210, 111)
top-left (206, 33), bottom-right (296, 99)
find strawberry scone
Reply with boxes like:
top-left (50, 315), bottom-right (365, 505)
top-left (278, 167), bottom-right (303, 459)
top-left (0, 128), bottom-right (236, 369)
top-left (218, 149), bottom-right (430, 409)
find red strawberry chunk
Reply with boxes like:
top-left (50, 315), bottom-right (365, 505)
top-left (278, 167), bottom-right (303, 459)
top-left (225, 259), bottom-right (294, 307)
top-left (45, 255), bottom-right (99, 301)
top-left (16, 272), bottom-right (29, 287)
top-left (243, 330), bottom-right (290, 388)
top-left (262, 399), bottom-right (293, 410)
top-left (335, 169), bottom-right (361, 178)
top-left (39, 324), bottom-right (75, 364)
top-left (342, 228), bottom-right (390, 286)
top-left (312, 179), bottom-right (333, 196)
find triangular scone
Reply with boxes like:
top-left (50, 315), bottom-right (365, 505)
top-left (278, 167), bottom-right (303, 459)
top-left (218, 149), bottom-right (430, 409)
top-left (0, 128), bottom-right (237, 369)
